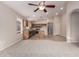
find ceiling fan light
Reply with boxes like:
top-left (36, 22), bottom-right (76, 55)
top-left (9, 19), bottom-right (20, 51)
top-left (39, 6), bottom-right (45, 10)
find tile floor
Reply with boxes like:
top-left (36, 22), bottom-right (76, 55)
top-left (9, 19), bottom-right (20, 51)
top-left (0, 36), bottom-right (79, 57)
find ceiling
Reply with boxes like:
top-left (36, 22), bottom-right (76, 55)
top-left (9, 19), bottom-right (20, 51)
top-left (2, 1), bottom-right (67, 20)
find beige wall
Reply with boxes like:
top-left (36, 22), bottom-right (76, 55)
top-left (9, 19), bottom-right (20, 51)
top-left (0, 3), bottom-right (22, 51)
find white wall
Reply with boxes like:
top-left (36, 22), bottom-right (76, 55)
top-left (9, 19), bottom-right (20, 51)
top-left (60, 14), bottom-right (66, 37)
top-left (0, 3), bottom-right (22, 51)
top-left (61, 2), bottom-right (79, 42)
top-left (70, 12), bottom-right (79, 42)
top-left (53, 16), bottom-right (61, 36)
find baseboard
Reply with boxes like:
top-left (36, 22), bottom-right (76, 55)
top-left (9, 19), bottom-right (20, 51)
top-left (0, 37), bottom-right (22, 51)
top-left (54, 35), bottom-right (66, 38)
top-left (67, 40), bottom-right (79, 43)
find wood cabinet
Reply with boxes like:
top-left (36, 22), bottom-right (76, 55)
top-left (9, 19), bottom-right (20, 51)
top-left (23, 31), bottom-right (29, 39)
top-left (38, 30), bottom-right (45, 38)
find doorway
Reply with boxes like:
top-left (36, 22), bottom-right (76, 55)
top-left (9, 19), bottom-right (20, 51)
top-left (48, 22), bottom-right (53, 36)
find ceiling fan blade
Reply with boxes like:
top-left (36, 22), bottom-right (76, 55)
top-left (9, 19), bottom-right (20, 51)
top-left (46, 5), bottom-right (55, 8)
top-left (34, 8), bottom-right (39, 12)
top-left (44, 9), bottom-right (47, 13)
top-left (28, 3), bottom-right (38, 6)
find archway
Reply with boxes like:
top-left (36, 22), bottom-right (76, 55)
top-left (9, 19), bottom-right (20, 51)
top-left (70, 9), bottom-right (79, 42)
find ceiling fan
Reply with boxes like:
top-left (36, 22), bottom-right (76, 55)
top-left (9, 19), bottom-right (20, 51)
top-left (28, 1), bottom-right (55, 13)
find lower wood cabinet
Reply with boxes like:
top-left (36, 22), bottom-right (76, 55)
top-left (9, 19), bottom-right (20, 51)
top-left (23, 31), bottom-right (29, 39)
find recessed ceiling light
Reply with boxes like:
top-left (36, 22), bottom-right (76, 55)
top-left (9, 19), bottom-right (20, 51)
top-left (56, 12), bottom-right (59, 15)
top-left (60, 7), bottom-right (63, 10)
